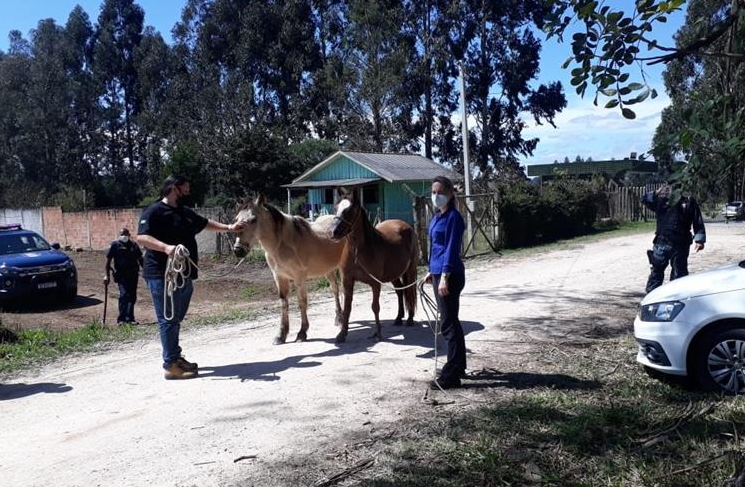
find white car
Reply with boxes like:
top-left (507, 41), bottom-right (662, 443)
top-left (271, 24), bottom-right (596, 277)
top-left (722, 201), bottom-right (744, 221)
top-left (634, 262), bottom-right (745, 394)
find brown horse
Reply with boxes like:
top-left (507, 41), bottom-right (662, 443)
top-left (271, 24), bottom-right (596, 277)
top-left (330, 189), bottom-right (418, 343)
top-left (233, 195), bottom-right (345, 344)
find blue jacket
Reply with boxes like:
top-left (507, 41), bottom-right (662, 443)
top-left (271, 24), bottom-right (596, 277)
top-left (428, 206), bottom-right (465, 274)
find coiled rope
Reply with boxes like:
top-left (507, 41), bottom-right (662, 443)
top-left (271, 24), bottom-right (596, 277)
top-left (163, 244), bottom-right (245, 320)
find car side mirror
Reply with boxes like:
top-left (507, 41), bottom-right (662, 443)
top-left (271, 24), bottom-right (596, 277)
top-left (51, 243), bottom-right (61, 250)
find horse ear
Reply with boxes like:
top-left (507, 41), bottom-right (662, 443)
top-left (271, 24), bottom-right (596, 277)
top-left (256, 194), bottom-right (266, 206)
top-left (336, 187), bottom-right (345, 199)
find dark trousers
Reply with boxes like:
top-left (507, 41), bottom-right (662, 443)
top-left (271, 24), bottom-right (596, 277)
top-left (432, 272), bottom-right (466, 380)
top-left (117, 276), bottom-right (138, 323)
top-left (645, 241), bottom-right (690, 293)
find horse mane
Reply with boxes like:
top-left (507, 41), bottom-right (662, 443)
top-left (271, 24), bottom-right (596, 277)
top-left (264, 202), bottom-right (310, 237)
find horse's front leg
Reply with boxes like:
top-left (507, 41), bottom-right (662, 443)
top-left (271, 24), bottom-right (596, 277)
top-left (370, 283), bottom-right (382, 341)
top-left (336, 275), bottom-right (354, 344)
top-left (295, 276), bottom-right (310, 342)
top-left (327, 270), bottom-right (342, 327)
top-left (274, 276), bottom-right (291, 345)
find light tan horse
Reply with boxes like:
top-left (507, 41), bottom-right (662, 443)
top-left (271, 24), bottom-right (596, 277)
top-left (329, 189), bottom-right (418, 343)
top-left (233, 195), bottom-right (345, 344)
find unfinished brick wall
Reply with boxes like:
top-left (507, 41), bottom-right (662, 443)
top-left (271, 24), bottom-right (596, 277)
top-left (41, 207), bottom-right (66, 246)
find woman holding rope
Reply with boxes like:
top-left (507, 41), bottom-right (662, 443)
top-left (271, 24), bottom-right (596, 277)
top-left (424, 175), bottom-right (466, 390)
top-left (137, 175), bottom-right (246, 380)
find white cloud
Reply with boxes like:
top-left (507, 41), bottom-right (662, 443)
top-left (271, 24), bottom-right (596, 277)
top-left (521, 89), bottom-right (671, 164)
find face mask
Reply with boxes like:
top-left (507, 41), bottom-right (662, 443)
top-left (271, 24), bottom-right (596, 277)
top-left (176, 193), bottom-right (192, 207)
top-left (432, 193), bottom-right (448, 209)
top-left (119, 236), bottom-right (130, 243)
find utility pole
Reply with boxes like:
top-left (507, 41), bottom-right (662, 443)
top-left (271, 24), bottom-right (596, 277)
top-left (458, 62), bottom-right (474, 246)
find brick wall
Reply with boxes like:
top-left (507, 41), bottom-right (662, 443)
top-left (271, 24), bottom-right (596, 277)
top-left (27, 206), bottom-right (228, 253)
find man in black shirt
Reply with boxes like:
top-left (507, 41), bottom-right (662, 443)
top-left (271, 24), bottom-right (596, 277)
top-left (137, 175), bottom-right (246, 380)
top-left (104, 228), bottom-right (143, 325)
top-left (641, 184), bottom-right (706, 293)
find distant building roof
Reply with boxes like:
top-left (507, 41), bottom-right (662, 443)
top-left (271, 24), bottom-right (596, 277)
top-left (282, 177), bottom-right (381, 189)
top-left (526, 159), bottom-right (659, 178)
top-left (292, 151), bottom-right (461, 184)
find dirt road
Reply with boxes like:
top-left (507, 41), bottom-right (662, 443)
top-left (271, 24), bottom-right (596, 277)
top-left (1, 223), bottom-right (743, 487)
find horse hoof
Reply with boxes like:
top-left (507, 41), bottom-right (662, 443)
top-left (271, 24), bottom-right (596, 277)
top-left (273, 336), bottom-right (286, 345)
top-left (393, 319), bottom-right (403, 326)
top-left (295, 332), bottom-right (307, 342)
top-left (405, 319), bottom-right (415, 327)
top-left (368, 333), bottom-right (382, 341)
top-left (335, 333), bottom-right (347, 344)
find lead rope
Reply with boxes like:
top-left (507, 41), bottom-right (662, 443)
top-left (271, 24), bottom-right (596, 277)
top-left (164, 244), bottom-right (194, 321)
top-left (418, 279), bottom-right (449, 398)
top-left (163, 244), bottom-right (246, 321)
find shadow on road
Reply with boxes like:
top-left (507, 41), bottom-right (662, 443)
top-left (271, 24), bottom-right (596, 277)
top-left (199, 319), bottom-right (485, 382)
top-left (0, 382), bottom-right (73, 401)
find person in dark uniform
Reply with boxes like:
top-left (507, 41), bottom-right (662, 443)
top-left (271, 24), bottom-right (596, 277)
top-left (641, 184), bottom-right (706, 293)
top-left (104, 228), bottom-right (143, 325)
top-left (136, 175), bottom-right (246, 380)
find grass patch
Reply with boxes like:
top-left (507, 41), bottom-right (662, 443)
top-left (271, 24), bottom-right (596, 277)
top-left (311, 276), bottom-right (331, 291)
top-left (354, 336), bottom-right (744, 487)
top-left (0, 307), bottom-right (257, 375)
top-left (0, 320), bottom-right (150, 374)
top-left (240, 284), bottom-right (262, 299)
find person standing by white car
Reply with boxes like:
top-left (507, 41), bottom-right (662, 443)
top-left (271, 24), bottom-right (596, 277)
top-left (640, 184), bottom-right (706, 293)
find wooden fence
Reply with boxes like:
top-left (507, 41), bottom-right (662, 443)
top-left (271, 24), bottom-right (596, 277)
top-left (412, 192), bottom-right (500, 262)
top-left (606, 183), bottom-right (663, 222)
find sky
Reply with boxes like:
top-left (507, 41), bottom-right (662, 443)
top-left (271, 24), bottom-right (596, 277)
top-left (0, 1), bottom-right (687, 166)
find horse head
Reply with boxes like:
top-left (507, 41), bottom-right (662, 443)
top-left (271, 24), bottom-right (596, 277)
top-left (330, 188), bottom-right (363, 241)
top-left (233, 194), bottom-right (266, 258)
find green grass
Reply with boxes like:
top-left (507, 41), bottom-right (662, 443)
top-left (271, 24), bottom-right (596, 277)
top-left (0, 320), bottom-right (150, 374)
top-left (0, 307), bottom-right (256, 375)
top-left (240, 284), bottom-right (261, 299)
top-left (353, 336), bottom-right (744, 487)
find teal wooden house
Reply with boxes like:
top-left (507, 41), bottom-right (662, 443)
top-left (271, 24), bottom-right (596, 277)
top-left (283, 151), bottom-right (460, 224)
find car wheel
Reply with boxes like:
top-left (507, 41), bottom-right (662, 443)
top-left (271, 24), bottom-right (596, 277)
top-left (63, 285), bottom-right (77, 303)
top-left (692, 328), bottom-right (745, 394)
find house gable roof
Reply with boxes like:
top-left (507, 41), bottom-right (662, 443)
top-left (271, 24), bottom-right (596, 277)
top-left (292, 151), bottom-right (461, 184)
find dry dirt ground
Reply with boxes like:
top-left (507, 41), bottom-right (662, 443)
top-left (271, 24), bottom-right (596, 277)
top-left (1, 223), bottom-right (744, 487)
top-left (0, 251), bottom-right (279, 331)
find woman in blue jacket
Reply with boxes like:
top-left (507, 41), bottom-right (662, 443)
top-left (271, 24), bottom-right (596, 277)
top-left (425, 175), bottom-right (466, 390)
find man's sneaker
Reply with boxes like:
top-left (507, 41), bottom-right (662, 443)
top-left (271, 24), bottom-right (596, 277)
top-left (176, 356), bottom-right (198, 372)
top-left (164, 363), bottom-right (198, 380)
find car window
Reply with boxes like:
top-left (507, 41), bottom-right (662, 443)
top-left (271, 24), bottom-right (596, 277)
top-left (0, 234), bottom-right (51, 255)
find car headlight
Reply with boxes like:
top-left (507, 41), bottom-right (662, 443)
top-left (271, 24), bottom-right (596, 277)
top-left (640, 301), bottom-right (685, 322)
top-left (0, 266), bottom-right (20, 276)
top-left (63, 260), bottom-right (75, 269)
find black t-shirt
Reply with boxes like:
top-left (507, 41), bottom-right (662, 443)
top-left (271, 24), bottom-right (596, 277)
top-left (137, 201), bottom-right (208, 280)
top-left (106, 240), bottom-right (143, 281)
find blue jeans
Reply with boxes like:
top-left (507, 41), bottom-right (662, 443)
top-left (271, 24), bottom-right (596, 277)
top-left (645, 241), bottom-right (690, 293)
top-left (146, 278), bottom-right (194, 369)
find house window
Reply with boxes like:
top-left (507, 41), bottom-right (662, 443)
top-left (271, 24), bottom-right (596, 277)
top-left (323, 188), bottom-right (334, 204)
top-left (363, 185), bottom-right (379, 204)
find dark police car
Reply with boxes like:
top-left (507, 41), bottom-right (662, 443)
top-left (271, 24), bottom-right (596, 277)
top-left (0, 224), bottom-right (77, 303)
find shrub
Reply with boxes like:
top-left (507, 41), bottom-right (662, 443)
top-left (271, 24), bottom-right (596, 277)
top-left (498, 178), bottom-right (606, 248)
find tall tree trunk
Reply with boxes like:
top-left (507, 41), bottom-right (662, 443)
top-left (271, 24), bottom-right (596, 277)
top-left (424, 0), bottom-right (432, 159)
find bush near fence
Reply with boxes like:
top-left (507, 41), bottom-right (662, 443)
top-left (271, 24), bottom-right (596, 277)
top-left (499, 178), bottom-right (606, 248)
